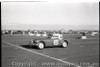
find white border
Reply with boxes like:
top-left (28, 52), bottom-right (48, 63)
top-left (0, 0), bottom-right (99, 2)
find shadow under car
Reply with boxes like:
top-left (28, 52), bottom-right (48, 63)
top-left (20, 45), bottom-right (62, 50)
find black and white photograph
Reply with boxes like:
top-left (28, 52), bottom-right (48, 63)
top-left (1, 1), bottom-right (99, 67)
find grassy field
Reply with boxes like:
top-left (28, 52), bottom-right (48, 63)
top-left (2, 34), bottom-right (99, 67)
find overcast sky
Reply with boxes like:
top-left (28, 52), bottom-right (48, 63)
top-left (1, 2), bottom-right (99, 30)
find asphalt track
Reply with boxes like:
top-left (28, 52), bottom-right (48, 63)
top-left (2, 34), bottom-right (99, 67)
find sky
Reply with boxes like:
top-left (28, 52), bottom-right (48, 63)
top-left (1, 2), bottom-right (99, 30)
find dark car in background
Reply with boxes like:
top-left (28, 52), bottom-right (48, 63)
top-left (29, 34), bottom-right (69, 49)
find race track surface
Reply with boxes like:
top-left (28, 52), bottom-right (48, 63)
top-left (2, 34), bottom-right (99, 67)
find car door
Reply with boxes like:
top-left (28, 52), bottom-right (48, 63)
top-left (43, 39), bottom-right (54, 47)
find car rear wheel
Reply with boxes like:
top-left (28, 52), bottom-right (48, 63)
top-left (38, 42), bottom-right (44, 49)
top-left (62, 41), bottom-right (68, 48)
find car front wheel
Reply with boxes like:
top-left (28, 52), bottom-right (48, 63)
top-left (62, 41), bottom-right (68, 48)
top-left (38, 42), bottom-right (44, 49)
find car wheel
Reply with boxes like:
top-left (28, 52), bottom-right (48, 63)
top-left (62, 41), bottom-right (68, 48)
top-left (38, 42), bottom-right (44, 49)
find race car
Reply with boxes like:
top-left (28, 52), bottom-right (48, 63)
top-left (29, 33), bottom-right (68, 49)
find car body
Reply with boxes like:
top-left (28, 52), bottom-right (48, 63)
top-left (29, 33), bottom-right (69, 49)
